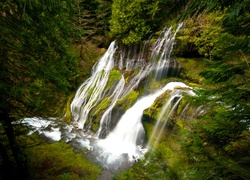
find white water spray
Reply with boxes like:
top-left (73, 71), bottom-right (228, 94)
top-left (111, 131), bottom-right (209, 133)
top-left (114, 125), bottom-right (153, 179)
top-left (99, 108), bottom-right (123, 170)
top-left (96, 76), bottom-right (125, 138)
top-left (96, 82), bottom-right (190, 165)
top-left (70, 42), bottom-right (117, 129)
top-left (147, 91), bottom-right (182, 148)
top-left (151, 23), bottom-right (183, 79)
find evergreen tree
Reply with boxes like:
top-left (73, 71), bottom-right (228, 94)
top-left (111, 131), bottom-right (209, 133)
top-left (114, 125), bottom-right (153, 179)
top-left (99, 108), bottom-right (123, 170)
top-left (174, 0), bottom-right (250, 178)
top-left (0, 0), bottom-right (77, 178)
top-left (109, 0), bottom-right (163, 44)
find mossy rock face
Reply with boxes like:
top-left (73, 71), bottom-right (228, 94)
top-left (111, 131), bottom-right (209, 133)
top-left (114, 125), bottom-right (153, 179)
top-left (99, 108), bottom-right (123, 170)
top-left (177, 57), bottom-right (205, 85)
top-left (116, 90), bottom-right (139, 110)
top-left (105, 70), bottom-right (122, 94)
top-left (87, 97), bottom-right (112, 132)
top-left (142, 91), bottom-right (172, 140)
top-left (61, 93), bottom-right (75, 124)
top-left (144, 91), bottom-right (171, 120)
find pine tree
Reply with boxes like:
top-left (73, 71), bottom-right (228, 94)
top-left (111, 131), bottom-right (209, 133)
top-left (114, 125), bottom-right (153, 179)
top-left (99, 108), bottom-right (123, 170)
top-left (0, 0), bottom-right (77, 178)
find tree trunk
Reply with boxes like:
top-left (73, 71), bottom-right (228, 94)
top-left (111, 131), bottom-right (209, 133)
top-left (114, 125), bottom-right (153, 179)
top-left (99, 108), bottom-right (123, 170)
top-left (0, 142), bottom-right (12, 178)
top-left (1, 111), bottom-right (28, 179)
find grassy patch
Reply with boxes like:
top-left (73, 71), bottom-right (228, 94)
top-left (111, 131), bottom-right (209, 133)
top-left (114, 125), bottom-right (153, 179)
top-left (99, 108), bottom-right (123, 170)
top-left (26, 141), bottom-right (101, 180)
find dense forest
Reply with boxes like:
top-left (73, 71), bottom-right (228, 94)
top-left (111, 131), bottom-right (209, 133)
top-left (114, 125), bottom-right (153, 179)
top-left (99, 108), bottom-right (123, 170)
top-left (0, 0), bottom-right (249, 179)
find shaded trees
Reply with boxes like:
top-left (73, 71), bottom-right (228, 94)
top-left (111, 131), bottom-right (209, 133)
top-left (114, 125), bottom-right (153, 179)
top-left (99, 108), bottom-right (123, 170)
top-left (173, 0), bottom-right (250, 179)
top-left (73, 0), bottom-right (112, 46)
top-left (0, 0), bottom-right (77, 178)
top-left (109, 0), bottom-right (164, 44)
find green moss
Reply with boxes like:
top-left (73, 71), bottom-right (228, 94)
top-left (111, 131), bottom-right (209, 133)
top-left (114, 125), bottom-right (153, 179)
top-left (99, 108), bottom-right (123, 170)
top-left (91, 122), bottom-right (100, 132)
top-left (89, 97), bottom-right (111, 131)
top-left (27, 141), bottom-right (101, 180)
top-left (116, 90), bottom-right (139, 110)
top-left (142, 91), bottom-right (172, 142)
top-left (61, 93), bottom-right (75, 124)
top-left (105, 70), bottom-right (122, 92)
top-left (93, 97), bottom-right (111, 115)
top-left (177, 57), bottom-right (205, 85)
top-left (144, 91), bottom-right (171, 119)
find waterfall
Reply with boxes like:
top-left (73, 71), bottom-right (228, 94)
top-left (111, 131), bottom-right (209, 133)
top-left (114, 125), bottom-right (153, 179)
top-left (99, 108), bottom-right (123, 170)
top-left (96, 76), bottom-right (125, 138)
top-left (151, 95), bottom-right (183, 150)
top-left (95, 82), bottom-right (191, 166)
top-left (147, 90), bottom-right (182, 149)
top-left (147, 87), bottom-right (195, 150)
top-left (151, 23), bottom-right (183, 80)
top-left (19, 24), bottom-right (197, 170)
top-left (70, 23), bottom-right (183, 133)
top-left (70, 42), bottom-right (117, 129)
top-left (67, 24), bottom-right (190, 166)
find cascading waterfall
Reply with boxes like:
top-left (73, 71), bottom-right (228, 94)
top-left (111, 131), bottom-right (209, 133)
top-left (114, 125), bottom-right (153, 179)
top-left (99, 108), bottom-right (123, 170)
top-left (147, 90), bottom-right (182, 149)
top-left (21, 24), bottom-right (199, 171)
top-left (151, 23), bottom-right (183, 79)
top-left (96, 82), bottom-right (193, 166)
top-left (70, 42), bottom-right (117, 129)
top-left (69, 23), bottom-right (188, 167)
top-left (152, 95), bottom-right (183, 150)
top-left (96, 76), bottom-right (125, 138)
top-left (147, 87), bottom-right (195, 151)
top-left (70, 23), bottom-right (183, 137)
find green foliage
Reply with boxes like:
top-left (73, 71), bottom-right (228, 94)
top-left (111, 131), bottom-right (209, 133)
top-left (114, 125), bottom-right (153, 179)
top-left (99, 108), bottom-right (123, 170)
top-left (176, 76), bottom-right (250, 179)
top-left (115, 152), bottom-right (178, 180)
top-left (27, 141), bottom-right (101, 179)
top-left (0, 1), bottom-right (79, 178)
top-left (109, 0), bottom-right (163, 44)
top-left (178, 111), bottom-right (250, 179)
top-left (200, 62), bottom-right (245, 83)
top-left (210, 33), bottom-right (249, 59)
top-left (0, 0), bottom-right (78, 118)
top-left (176, 12), bottom-right (224, 59)
top-left (174, 0), bottom-right (249, 59)
top-left (73, 0), bottom-right (112, 46)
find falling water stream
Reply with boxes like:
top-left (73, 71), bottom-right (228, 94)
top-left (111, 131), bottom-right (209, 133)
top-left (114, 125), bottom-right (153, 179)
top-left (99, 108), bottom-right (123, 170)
top-left (21, 24), bottom-right (197, 174)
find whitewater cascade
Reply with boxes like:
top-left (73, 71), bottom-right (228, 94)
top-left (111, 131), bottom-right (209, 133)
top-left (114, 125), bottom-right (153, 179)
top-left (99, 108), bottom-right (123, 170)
top-left (147, 88), bottom-right (195, 150)
top-left (96, 76), bottom-right (125, 138)
top-left (21, 24), bottom-right (198, 170)
top-left (96, 82), bottom-right (192, 166)
top-left (70, 41), bottom-right (117, 129)
top-left (69, 23), bottom-right (190, 166)
top-left (70, 23), bottom-right (183, 133)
